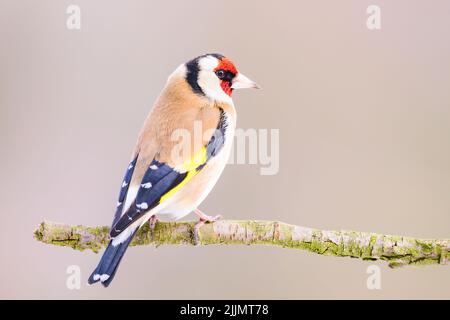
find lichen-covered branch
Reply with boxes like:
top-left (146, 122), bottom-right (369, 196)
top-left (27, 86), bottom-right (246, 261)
top-left (34, 220), bottom-right (449, 268)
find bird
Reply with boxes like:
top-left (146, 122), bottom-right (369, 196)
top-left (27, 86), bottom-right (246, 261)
top-left (88, 53), bottom-right (259, 287)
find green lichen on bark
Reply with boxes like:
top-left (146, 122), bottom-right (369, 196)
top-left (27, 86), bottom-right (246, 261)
top-left (34, 220), bottom-right (449, 268)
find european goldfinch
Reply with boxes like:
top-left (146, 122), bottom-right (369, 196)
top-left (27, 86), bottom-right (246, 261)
top-left (88, 53), bottom-right (258, 287)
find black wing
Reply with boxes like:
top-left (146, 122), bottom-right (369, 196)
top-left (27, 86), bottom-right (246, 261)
top-left (110, 159), bottom-right (188, 237)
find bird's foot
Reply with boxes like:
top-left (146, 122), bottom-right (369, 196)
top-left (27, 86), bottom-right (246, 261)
top-left (193, 209), bottom-right (222, 245)
top-left (148, 215), bottom-right (160, 240)
top-left (194, 209), bottom-right (222, 223)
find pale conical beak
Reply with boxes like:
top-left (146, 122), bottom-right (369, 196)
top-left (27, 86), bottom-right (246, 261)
top-left (231, 73), bottom-right (260, 89)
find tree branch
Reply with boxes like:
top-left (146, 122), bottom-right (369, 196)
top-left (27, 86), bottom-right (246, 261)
top-left (34, 220), bottom-right (449, 268)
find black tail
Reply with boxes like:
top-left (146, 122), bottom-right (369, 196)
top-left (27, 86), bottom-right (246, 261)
top-left (88, 230), bottom-right (137, 287)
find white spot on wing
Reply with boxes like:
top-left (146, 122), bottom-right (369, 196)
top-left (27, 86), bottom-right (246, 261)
top-left (112, 225), bottom-right (139, 246)
top-left (136, 202), bottom-right (148, 210)
top-left (150, 164), bottom-right (158, 170)
top-left (141, 182), bottom-right (152, 189)
top-left (122, 181), bottom-right (128, 188)
top-left (128, 164), bottom-right (133, 170)
top-left (116, 201), bottom-right (122, 207)
top-left (100, 274), bottom-right (110, 282)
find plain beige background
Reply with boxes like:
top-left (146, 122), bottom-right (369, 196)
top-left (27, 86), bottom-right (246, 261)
top-left (1, 0), bottom-right (450, 299)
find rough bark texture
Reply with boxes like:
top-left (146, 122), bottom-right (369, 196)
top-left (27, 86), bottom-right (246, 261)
top-left (34, 220), bottom-right (449, 268)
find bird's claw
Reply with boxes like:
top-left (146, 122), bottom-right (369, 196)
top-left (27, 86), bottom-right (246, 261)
top-left (193, 211), bottom-right (222, 245)
top-left (148, 215), bottom-right (160, 240)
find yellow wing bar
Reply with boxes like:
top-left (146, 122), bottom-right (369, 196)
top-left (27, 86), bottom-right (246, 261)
top-left (160, 146), bottom-right (207, 203)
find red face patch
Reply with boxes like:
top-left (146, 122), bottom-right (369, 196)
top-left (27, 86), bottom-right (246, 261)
top-left (221, 81), bottom-right (233, 96)
top-left (214, 58), bottom-right (238, 96)
top-left (215, 58), bottom-right (238, 75)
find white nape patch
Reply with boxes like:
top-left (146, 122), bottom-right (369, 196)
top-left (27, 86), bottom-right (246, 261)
top-left (141, 182), bottom-right (152, 189)
top-left (197, 56), bottom-right (233, 105)
top-left (136, 202), bottom-right (148, 210)
top-left (121, 181), bottom-right (128, 188)
top-left (93, 274), bottom-right (100, 281)
top-left (99, 274), bottom-right (110, 282)
top-left (167, 63), bottom-right (187, 83)
top-left (150, 164), bottom-right (158, 170)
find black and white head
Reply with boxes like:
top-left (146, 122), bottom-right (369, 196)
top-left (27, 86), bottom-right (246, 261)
top-left (174, 53), bottom-right (259, 104)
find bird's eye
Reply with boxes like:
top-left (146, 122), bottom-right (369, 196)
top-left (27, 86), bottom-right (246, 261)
top-left (215, 70), bottom-right (226, 79)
